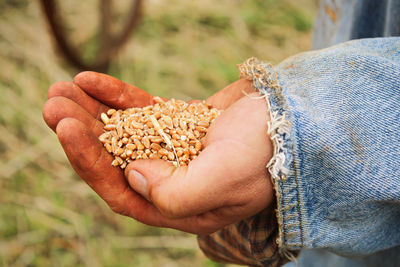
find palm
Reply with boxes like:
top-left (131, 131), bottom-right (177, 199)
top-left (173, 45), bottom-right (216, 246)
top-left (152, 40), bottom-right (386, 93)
top-left (43, 71), bottom-right (273, 234)
top-left (183, 93), bottom-right (274, 220)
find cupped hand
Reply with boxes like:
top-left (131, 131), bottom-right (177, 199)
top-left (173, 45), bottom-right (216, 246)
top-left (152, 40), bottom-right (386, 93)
top-left (42, 72), bottom-right (274, 234)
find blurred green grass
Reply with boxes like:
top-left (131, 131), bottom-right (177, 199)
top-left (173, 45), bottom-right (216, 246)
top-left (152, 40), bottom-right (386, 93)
top-left (0, 0), bottom-right (317, 266)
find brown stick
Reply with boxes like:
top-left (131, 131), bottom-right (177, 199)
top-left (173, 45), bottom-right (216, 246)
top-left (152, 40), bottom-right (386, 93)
top-left (39, 0), bottom-right (143, 72)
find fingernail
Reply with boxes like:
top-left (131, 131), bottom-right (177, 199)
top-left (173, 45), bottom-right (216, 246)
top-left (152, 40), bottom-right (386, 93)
top-left (128, 170), bottom-right (149, 199)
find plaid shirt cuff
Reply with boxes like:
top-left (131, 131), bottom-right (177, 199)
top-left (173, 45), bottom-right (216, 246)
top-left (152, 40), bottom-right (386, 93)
top-left (197, 204), bottom-right (299, 266)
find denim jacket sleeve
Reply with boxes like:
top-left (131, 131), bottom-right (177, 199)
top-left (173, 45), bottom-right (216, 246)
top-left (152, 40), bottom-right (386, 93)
top-left (198, 37), bottom-right (400, 265)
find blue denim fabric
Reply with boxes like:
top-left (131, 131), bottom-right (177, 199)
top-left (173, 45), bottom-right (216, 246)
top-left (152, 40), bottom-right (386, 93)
top-left (287, 1), bottom-right (400, 266)
top-left (313, 0), bottom-right (400, 49)
top-left (257, 37), bottom-right (400, 266)
top-left (284, 246), bottom-right (400, 267)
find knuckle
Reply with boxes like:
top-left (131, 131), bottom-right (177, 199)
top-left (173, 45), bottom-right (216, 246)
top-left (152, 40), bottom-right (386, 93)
top-left (48, 81), bottom-right (72, 99)
top-left (109, 204), bottom-right (125, 215)
top-left (44, 95), bottom-right (62, 108)
top-left (108, 195), bottom-right (129, 216)
top-left (194, 216), bottom-right (225, 235)
top-left (42, 97), bottom-right (66, 128)
top-left (107, 187), bottom-right (145, 220)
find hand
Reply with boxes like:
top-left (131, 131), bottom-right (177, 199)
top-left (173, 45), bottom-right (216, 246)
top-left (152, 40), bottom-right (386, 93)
top-left (43, 72), bottom-right (274, 234)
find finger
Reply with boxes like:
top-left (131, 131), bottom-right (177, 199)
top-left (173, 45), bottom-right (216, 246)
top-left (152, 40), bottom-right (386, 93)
top-left (74, 71), bottom-right (157, 109)
top-left (55, 117), bottom-right (167, 225)
top-left (124, 140), bottom-right (269, 219)
top-left (48, 81), bottom-right (109, 119)
top-left (42, 96), bottom-right (104, 136)
top-left (187, 99), bottom-right (202, 104)
top-left (123, 152), bottom-right (226, 219)
top-left (206, 79), bottom-right (253, 109)
top-left (55, 118), bottom-right (228, 234)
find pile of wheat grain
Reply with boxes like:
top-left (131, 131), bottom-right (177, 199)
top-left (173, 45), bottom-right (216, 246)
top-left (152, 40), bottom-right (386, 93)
top-left (98, 97), bottom-right (221, 168)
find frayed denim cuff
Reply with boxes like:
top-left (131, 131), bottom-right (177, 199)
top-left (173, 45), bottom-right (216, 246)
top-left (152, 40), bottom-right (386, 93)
top-left (239, 58), bottom-right (303, 252)
top-left (238, 39), bottom-right (400, 259)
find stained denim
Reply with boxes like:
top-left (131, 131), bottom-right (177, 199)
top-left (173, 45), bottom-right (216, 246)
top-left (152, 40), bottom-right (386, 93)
top-left (279, 1), bottom-right (400, 266)
top-left (313, 0), bottom-right (400, 49)
top-left (266, 37), bottom-right (400, 267)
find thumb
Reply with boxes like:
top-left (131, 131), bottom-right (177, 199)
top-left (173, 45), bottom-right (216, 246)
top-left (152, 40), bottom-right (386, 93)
top-left (125, 159), bottom-right (176, 202)
top-left (124, 154), bottom-right (229, 219)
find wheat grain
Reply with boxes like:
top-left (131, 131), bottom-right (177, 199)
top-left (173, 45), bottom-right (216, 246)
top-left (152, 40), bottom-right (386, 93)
top-left (99, 98), bottom-right (221, 168)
